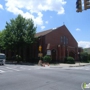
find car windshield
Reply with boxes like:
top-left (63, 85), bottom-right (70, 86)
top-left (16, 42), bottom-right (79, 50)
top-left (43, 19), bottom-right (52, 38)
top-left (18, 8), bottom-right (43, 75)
top-left (0, 55), bottom-right (6, 59)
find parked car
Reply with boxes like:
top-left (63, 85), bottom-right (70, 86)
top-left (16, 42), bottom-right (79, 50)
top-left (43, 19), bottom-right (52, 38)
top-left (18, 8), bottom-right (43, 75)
top-left (0, 53), bottom-right (6, 65)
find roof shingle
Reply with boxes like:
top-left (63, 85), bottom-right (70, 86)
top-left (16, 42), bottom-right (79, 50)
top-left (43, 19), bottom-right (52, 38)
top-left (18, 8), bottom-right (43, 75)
top-left (35, 29), bottom-right (53, 37)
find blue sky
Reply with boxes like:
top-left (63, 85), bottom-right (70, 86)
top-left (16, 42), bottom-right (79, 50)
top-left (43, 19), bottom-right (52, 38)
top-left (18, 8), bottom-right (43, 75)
top-left (0, 0), bottom-right (90, 48)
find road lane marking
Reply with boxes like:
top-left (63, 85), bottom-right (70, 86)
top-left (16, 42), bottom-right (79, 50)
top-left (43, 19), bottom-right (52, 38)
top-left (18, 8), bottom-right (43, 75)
top-left (6, 67), bottom-right (20, 71)
top-left (20, 67), bottom-right (26, 70)
top-left (0, 70), bottom-right (5, 73)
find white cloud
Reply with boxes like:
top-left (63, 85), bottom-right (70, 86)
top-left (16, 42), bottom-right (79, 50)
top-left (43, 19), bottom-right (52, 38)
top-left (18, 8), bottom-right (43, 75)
top-left (78, 41), bottom-right (90, 48)
top-left (45, 21), bottom-right (48, 24)
top-left (5, 0), bottom-right (66, 27)
top-left (76, 28), bottom-right (81, 31)
top-left (52, 27), bottom-right (57, 29)
top-left (0, 4), bottom-right (3, 10)
top-left (41, 26), bottom-right (45, 30)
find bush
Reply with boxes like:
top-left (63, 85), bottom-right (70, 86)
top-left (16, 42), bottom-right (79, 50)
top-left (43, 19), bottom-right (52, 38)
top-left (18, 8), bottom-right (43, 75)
top-left (66, 57), bottom-right (75, 64)
top-left (88, 54), bottom-right (90, 62)
top-left (80, 52), bottom-right (89, 63)
top-left (16, 55), bottom-right (22, 63)
top-left (43, 55), bottom-right (51, 63)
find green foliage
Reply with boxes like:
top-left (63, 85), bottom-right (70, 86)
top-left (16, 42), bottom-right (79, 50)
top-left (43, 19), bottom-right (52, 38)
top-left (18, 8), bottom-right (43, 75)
top-left (0, 30), bottom-right (7, 49)
top-left (80, 52), bottom-right (89, 63)
top-left (88, 54), bottom-right (90, 61)
top-left (16, 55), bottom-right (22, 63)
top-left (66, 57), bottom-right (75, 64)
top-left (43, 55), bottom-right (52, 63)
top-left (0, 14), bottom-right (36, 51)
top-left (16, 55), bottom-right (21, 59)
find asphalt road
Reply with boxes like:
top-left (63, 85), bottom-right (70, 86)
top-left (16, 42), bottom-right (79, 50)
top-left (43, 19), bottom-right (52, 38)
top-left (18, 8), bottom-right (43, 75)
top-left (0, 64), bottom-right (90, 90)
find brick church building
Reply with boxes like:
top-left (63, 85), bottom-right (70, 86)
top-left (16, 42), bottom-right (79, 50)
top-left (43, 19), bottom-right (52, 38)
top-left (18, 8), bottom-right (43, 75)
top-left (35, 25), bottom-right (78, 63)
top-left (5, 25), bottom-right (80, 63)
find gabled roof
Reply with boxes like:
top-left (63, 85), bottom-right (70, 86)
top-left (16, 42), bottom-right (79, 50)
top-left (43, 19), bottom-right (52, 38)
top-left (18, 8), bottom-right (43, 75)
top-left (35, 29), bottom-right (53, 37)
top-left (35, 25), bottom-right (67, 37)
top-left (35, 25), bottom-right (76, 43)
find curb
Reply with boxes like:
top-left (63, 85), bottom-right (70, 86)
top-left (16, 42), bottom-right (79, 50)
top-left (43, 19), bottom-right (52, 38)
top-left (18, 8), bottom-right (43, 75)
top-left (69, 65), bottom-right (85, 67)
top-left (49, 63), bottom-right (90, 68)
top-left (50, 66), bottom-right (62, 68)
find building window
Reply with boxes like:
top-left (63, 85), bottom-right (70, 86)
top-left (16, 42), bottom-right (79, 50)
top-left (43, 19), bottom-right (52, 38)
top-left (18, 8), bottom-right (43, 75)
top-left (64, 36), bottom-right (66, 44)
top-left (66, 38), bottom-right (68, 44)
top-left (61, 36), bottom-right (63, 43)
top-left (60, 36), bottom-right (68, 45)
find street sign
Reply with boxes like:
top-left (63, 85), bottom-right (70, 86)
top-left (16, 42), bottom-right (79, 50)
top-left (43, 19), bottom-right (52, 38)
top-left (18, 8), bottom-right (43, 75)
top-left (39, 45), bottom-right (42, 52)
top-left (47, 50), bottom-right (51, 55)
top-left (38, 53), bottom-right (43, 57)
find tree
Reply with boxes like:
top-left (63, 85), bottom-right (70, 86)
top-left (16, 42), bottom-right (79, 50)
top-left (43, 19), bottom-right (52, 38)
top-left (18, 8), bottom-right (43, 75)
top-left (0, 14), bottom-right (36, 60)
top-left (0, 30), bottom-right (7, 50)
top-left (80, 52), bottom-right (89, 63)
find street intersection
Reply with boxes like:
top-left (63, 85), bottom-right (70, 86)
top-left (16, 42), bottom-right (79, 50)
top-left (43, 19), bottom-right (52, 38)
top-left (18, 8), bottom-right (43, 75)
top-left (0, 64), bottom-right (90, 74)
top-left (0, 64), bottom-right (90, 90)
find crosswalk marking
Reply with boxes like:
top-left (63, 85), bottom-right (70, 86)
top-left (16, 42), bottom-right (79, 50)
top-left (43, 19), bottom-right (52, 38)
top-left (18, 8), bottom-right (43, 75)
top-left (0, 70), bottom-right (5, 73)
top-left (0, 66), bottom-right (45, 73)
top-left (6, 67), bottom-right (20, 71)
top-left (1, 65), bottom-right (90, 74)
top-left (20, 67), bottom-right (26, 70)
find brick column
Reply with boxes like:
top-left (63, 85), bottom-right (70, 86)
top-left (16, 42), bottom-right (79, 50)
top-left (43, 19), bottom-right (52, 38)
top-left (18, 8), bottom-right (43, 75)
top-left (63, 45), bottom-right (65, 62)
top-left (67, 47), bottom-right (69, 57)
top-left (57, 45), bottom-right (61, 62)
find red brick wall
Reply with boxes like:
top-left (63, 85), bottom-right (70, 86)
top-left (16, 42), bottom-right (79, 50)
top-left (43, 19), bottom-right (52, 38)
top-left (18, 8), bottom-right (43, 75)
top-left (45, 25), bottom-right (78, 48)
top-left (44, 25), bottom-right (78, 62)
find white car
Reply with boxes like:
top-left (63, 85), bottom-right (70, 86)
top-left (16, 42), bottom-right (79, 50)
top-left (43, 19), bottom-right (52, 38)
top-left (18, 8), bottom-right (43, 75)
top-left (0, 53), bottom-right (6, 65)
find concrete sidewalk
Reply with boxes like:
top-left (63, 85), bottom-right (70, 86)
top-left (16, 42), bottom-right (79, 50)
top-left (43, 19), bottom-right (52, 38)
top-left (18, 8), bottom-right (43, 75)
top-left (49, 63), bottom-right (90, 68)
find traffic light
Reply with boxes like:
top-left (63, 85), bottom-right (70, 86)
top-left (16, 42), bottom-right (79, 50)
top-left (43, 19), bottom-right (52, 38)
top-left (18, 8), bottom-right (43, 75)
top-left (76, 0), bottom-right (82, 12)
top-left (39, 45), bottom-right (42, 52)
top-left (84, 0), bottom-right (90, 10)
